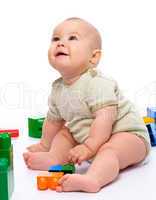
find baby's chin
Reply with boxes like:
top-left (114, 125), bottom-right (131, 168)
top-left (51, 61), bottom-right (69, 70)
top-left (52, 64), bottom-right (73, 76)
top-left (51, 62), bottom-right (86, 78)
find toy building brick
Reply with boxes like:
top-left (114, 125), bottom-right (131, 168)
top-left (0, 133), bottom-right (14, 200)
top-left (28, 117), bottom-right (45, 138)
top-left (37, 172), bottom-right (64, 190)
top-left (0, 129), bottom-right (19, 138)
top-left (147, 107), bottom-right (156, 119)
top-left (48, 164), bottom-right (75, 174)
top-left (143, 107), bottom-right (156, 146)
top-left (146, 123), bottom-right (156, 146)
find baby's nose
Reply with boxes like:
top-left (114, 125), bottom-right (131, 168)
top-left (57, 40), bottom-right (65, 47)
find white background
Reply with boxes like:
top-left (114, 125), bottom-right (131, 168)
top-left (0, 0), bottom-right (156, 124)
top-left (0, 0), bottom-right (156, 199)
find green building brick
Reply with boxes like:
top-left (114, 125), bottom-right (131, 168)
top-left (62, 164), bottom-right (75, 174)
top-left (0, 133), bottom-right (14, 200)
top-left (0, 158), bottom-right (9, 200)
top-left (49, 163), bottom-right (75, 174)
top-left (28, 117), bottom-right (45, 138)
top-left (0, 133), bottom-right (13, 165)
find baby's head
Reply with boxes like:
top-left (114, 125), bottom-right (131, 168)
top-left (48, 17), bottom-right (102, 78)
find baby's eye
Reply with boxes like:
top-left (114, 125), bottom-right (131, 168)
top-left (52, 36), bottom-right (60, 42)
top-left (68, 35), bottom-right (78, 41)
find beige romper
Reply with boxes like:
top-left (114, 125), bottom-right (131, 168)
top-left (47, 68), bottom-right (151, 153)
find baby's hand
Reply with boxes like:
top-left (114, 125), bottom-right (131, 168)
top-left (68, 144), bottom-right (94, 165)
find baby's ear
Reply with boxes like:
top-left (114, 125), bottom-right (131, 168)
top-left (89, 49), bottom-right (102, 66)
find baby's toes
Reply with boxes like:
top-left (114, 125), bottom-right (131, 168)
top-left (55, 186), bottom-right (63, 192)
top-left (23, 152), bottom-right (30, 163)
top-left (57, 174), bottom-right (73, 192)
top-left (23, 152), bottom-right (35, 168)
top-left (58, 174), bottom-right (70, 185)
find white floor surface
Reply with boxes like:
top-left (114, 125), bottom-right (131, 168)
top-left (11, 131), bottom-right (156, 200)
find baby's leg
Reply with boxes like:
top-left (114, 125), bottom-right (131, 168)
top-left (23, 127), bottom-right (78, 170)
top-left (57, 132), bottom-right (147, 192)
top-left (27, 120), bottom-right (65, 152)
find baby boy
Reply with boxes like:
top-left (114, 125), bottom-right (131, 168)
top-left (23, 17), bottom-right (150, 193)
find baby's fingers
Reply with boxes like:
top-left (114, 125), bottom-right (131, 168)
top-left (68, 152), bottom-right (77, 163)
top-left (71, 154), bottom-right (79, 164)
top-left (77, 155), bottom-right (86, 165)
top-left (68, 154), bottom-right (72, 163)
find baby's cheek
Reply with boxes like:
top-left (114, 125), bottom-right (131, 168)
top-left (48, 48), bottom-right (53, 58)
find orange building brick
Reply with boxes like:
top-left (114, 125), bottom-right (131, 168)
top-left (37, 172), bottom-right (64, 190)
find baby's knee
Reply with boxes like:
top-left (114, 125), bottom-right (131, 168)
top-left (98, 142), bottom-right (115, 154)
top-left (97, 143), bottom-right (122, 170)
top-left (97, 147), bottom-right (120, 175)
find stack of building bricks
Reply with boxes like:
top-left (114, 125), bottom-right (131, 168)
top-left (143, 107), bottom-right (156, 146)
top-left (37, 164), bottom-right (75, 190)
top-left (0, 129), bottom-right (19, 138)
top-left (0, 133), bottom-right (14, 200)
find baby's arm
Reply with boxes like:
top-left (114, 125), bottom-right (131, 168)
top-left (27, 118), bottom-right (65, 152)
top-left (84, 106), bottom-right (117, 153)
top-left (68, 106), bottom-right (117, 164)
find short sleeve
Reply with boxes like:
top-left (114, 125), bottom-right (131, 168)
top-left (85, 77), bottom-right (118, 113)
top-left (46, 84), bottom-right (63, 121)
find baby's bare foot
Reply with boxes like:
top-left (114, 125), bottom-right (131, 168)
top-left (27, 142), bottom-right (49, 152)
top-left (23, 152), bottom-right (59, 170)
top-left (56, 174), bottom-right (100, 193)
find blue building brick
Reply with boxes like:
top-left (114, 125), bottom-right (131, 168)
top-left (146, 123), bottom-right (156, 146)
top-left (147, 107), bottom-right (156, 119)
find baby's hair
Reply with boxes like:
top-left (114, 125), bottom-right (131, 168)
top-left (66, 17), bottom-right (85, 21)
top-left (65, 17), bottom-right (102, 50)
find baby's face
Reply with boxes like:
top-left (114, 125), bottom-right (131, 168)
top-left (48, 20), bottom-right (96, 77)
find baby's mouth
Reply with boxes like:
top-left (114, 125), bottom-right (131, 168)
top-left (55, 52), bottom-right (69, 57)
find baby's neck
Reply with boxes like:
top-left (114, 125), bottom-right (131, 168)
top-left (61, 67), bottom-right (90, 85)
top-left (62, 74), bottom-right (81, 85)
